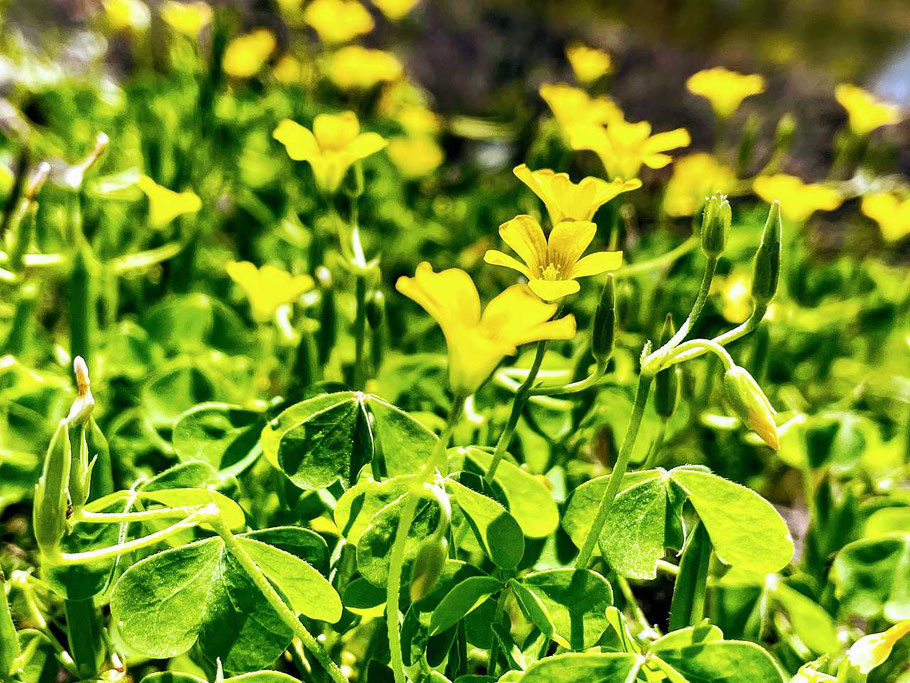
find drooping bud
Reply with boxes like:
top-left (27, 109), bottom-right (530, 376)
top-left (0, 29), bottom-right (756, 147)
top-left (654, 314), bottom-right (680, 419)
top-left (700, 194), bottom-right (731, 259)
top-left (409, 535), bottom-right (448, 603)
top-left (591, 275), bottom-right (616, 365)
top-left (66, 356), bottom-right (95, 426)
top-left (33, 419), bottom-right (72, 557)
top-left (751, 201), bottom-right (782, 306)
top-left (723, 364), bottom-right (779, 449)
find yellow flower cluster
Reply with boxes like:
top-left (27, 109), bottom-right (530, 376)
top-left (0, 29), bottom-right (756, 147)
top-left (539, 84), bottom-right (622, 131)
top-left (326, 46), bottom-right (403, 90)
top-left (226, 262), bottom-right (314, 323)
top-left (687, 67), bottom-right (765, 119)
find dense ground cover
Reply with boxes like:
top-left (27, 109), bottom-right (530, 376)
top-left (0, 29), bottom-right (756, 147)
top-left (1, 1), bottom-right (909, 682)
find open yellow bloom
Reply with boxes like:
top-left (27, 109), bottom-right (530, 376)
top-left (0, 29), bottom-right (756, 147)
top-left (387, 136), bottom-right (444, 179)
top-left (862, 192), bottom-right (910, 242)
top-left (835, 84), bottom-right (902, 136)
top-left (566, 44), bottom-right (612, 84)
top-left (273, 55), bottom-right (314, 86)
top-left (395, 105), bottom-right (441, 136)
top-left (222, 29), bottom-right (275, 78)
top-left (103, 0), bottom-right (151, 32)
top-left (304, 0), bottom-right (374, 44)
top-left (539, 84), bottom-right (623, 131)
top-left (484, 215), bottom-right (623, 301)
top-left (847, 620), bottom-right (910, 675)
top-left (325, 46), bottom-right (403, 90)
top-left (273, 111), bottom-right (387, 192)
top-left (372, 0), bottom-right (421, 20)
top-left (160, 1), bottom-right (212, 38)
top-left (396, 262), bottom-right (576, 396)
top-left (570, 118), bottom-right (690, 180)
top-left (513, 164), bottom-right (640, 225)
top-left (753, 174), bottom-right (842, 223)
top-left (686, 67), bottom-right (765, 119)
top-left (226, 261), bottom-right (314, 323)
top-left (663, 153), bottom-right (737, 217)
top-left (138, 175), bottom-right (201, 229)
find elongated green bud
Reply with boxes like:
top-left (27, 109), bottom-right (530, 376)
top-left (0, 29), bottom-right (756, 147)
top-left (368, 290), bottom-right (386, 372)
top-left (0, 569), bottom-right (19, 680)
top-left (33, 419), bottom-right (71, 557)
top-left (409, 535), bottom-right (448, 603)
top-left (751, 201), bottom-right (782, 306)
top-left (723, 364), bottom-right (778, 450)
top-left (366, 290), bottom-right (385, 330)
top-left (316, 266), bottom-right (336, 365)
top-left (774, 114), bottom-right (796, 156)
top-left (654, 314), bottom-right (680, 419)
top-left (591, 275), bottom-right (616, 365)
top-left (87, 417), bottom-right (113, 500)
top-left (67, 357), bottom-right (95, 509)
top-left (700, 194), bottom-right (731, 258)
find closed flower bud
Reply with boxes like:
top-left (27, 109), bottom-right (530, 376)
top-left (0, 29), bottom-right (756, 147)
top-left (33, 419), bottom-right (72, 557)
top-left (723, 364), bottom-right (778, 449)
top-left (367, 290), bottom-right (385, 330)
top-left (591, 275), bottom-right (616, 365)
top-left (774, 113), bottom-right (796, 155)
top-left (654, 314), bottom-right (680, 419)
top-left (409, 535), bottom-right (448, 603)
top-left (751, 201), bottom-right (782, 306)
top-left (700, 194), bottom-right (731, 258)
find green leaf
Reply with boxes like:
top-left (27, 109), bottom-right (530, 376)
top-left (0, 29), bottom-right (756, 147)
top-left (141, 363), bottom-right (217, 429)
top-left (520, 652), bottom-right (641, 682)
top-left (428, 576), bottom-right (503, 635)
top-left (669, 468), bottom-right (793, 573)
top-left (768, 581), bottom-right (838, 654)
top-left (452, 447), bottom-right (559, 538)
top-left (509, 579), bottom-right (557, 643)
top-left (653, 640), bottom-right (785, 683)
top-left (668, 522), bottom-right (711, 631)
top-left (518, 569), bottom-right (613, 650)
top-left (832, 533), bottom-right (910, 622)
top-left (173, 403), bottom-right (264, 473)
top-left (365, 396), bottom-right (439, 477)
top-left (334, 477), bottom-right (410, 545)
top-left (137, 488), bottom-right (246, 531)
top-left (446, 479), bottom-right (524, 569)
top-left (600, 475), bottom-right (669, 580)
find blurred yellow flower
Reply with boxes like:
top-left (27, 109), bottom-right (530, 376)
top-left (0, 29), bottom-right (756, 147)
top-left (396, 105), bottom-right (441, 135)
top-left (663, 153), bottom-right (737, 217)
top-left (222, 29), bottom-right (275, 78)
top-left (304, 0), bottom-right (374, 44)
top-left (160, 1), bottom-right (212, 38)
top-left (753, 174), bottom-right (842, 222)
top-left (226, 261), bottom-right (314, 323)
top-left (513, 163), bottom-right (640, 225)
top-left (484, 214), bottom-right (623, 301)
top-left (387, 136), bottom-right (444, 179)
top-left (396, 262), bottom-right (576, 395)
top-left (566, 44), bottom-right (612, 84)
top-left (137, 175), bottom-right (201, 229)
top-left (326, 46), bottom-right (403, 90)
top-left (716, 270), bottom-right (752, 323)
top-left (539, 83), bottom-right (623, 130)
top-left (861, 192), bottom-right (910, 242)
top-left (846, 620), bottom-right (910, 675)
top-left (273, 55), bottom-right (314, 86)
top-left (273, 111), bottom-right (387, 192)
top-left (686, 67), bottom-right (765, 119)
top-left (570, 118), bottom-right (690, 180)
top-left (835, 84), bottom-right (902, 136)
top-left (372, 0), bottom-right (420, 20)
top-left (103, 0), bottom-right (151, 32)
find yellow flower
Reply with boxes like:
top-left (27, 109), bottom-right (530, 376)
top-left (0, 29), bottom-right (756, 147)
top-left (103, 0), bottom-right (151, 32)
top-left (716, 270), bottom-right (752, 323)
top-left (566, 44), bottom-right (612, 84)
top-left (686, 67), bottom-right (765, 119)
top-left (847, 620), bottom-right (910, 675)
top-left (396, 262), bottom-right (577, 396)
top-left (372, 0), bottom-right (420, 20)
top-left (137, 175), bottom-right (202, 229)
top-left (222, 29), bottom-right (276, 78)
top-left (539, 83), bottom-right (623, 130)
top-left (395, 105), bottom-right (441, 136)
top-left (513, 164), bottom-right (640, 225)
top-left (663, 153), bottom-right (737, 217)
top-left (569, 118), bottom-right (690, 180)
top-left (160, 1), bottom-right (212, 38)
top-left (273, 111), bottom-right (387, 192)
top-left (484, 215), bottom-right (623, 301)
top-left (273, 55), bottom-right (314, 86)
top-left (753, 174), bottom-right (842, 223)
top-left (325, 46), bottom-right (403, 90)
top-left (303, 0), bottom-right (374, 44)
top-left (861, 192), bottom-right (910, 242)
top-left (387, 136), bottom-right (444, 179)
top-left (835, 84), bottom-right (902, 136)
top-left (226, 261), bottom-right (315, 323)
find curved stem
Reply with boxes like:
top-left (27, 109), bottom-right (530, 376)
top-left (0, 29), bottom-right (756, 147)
top-left (530, 359), bottom-right (607, 397)
top-left (71, 505), bottom-right (205, 524)
top-left (576, 373), bottom-right (653, 568)
top-left (614, 236), bottom-right (698, 278)
top-left (670, 338), bottom-right (735, 371)
top-left (669, 303), bottom-right (766, 366)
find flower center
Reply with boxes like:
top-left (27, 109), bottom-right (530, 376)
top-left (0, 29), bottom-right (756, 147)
top-left (540, 263), bottom-right (562, 280)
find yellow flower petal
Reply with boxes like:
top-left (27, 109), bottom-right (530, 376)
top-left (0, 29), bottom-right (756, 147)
top-left (753, 174), bottom-right (842, 223)
top-left (395, 262), bottom-right (481, 340)
top-left (835, 84), bottom-right (902, 136)
top-left (569, 250), bottom-right (623, 279)
top-left (313, 111), bottom-right (360, 149)
top-left (499, 215), bottom-right (548, 274)
top-left (644, 128), bottom-right (691, 155)
top-left (528, 279), bottom-right (581, 301)
top-left (303, 0), bottom-right (374, 44)
top-left (160, 0), bottom-right (212, 37)
top-left (566, 44), bottom-right (612, 84)
top-left (483, 249), bottom-right (532, 279)
top-left (273, 119), bottom-right (320, 161)
top-left (686, 67), bottom-right (766, 119)
top-left (547, 220), bottom-right (596, 275)
top-left (223, 29), bottom-right (275, 78)
top-left (138, 175), bottom-right (202, 229)
top-left (226, 261), bottom-right (313, 322)
top-left (862, 192), bottom-right (910, 242)
top-left (325, 46), bottom-right (403, 90)
top-left (481, 284), bottom-right (575, 344)
top-left (347, 132), bottom-right (389, 161)
top-left (371, 0), bottom-right (421, 20)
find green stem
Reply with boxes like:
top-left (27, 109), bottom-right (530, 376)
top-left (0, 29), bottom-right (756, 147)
top-left (668, 304), bottom-right (766, 366)
top-left (615, 574), bottom-right (651, 634)
top-left (485, 584), bottom-right (510, 677)
top-left (576, 374), bottom-right (653, 568)
top-left (64, 598), bottom-right (102, 678)
top-left (71, 505), bottom-right (206, 524)
top-left (615, 236), bottom-right (698, 278)
top-left (484, 340), bottom-right (549, 483)
top-left (668, 522), bottom-right (712, 631)
top-left (213, 521), bottom-right (347, 683)
top-left (530, 359), bottom-right (606, 397)
top-left (670, 338), bottom-right (735, 371)
top-left (0, 571), bottom-right (19, 681)
top-left (353, 274), bottom-right (368, 389)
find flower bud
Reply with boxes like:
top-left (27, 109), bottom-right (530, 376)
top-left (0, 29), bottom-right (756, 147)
top-left (700, 194), bottom-right (731, 258)
top-left (66, 356), bottom-right (95, 426)
top-left (751, 201), bottom-right (782, 306)
top-left (654, 314), bottom-right (680, 419)
top-left (591, 275), bottom-right (616, 365)
top-left (409, 535), bottom-right (448, 603)
top-left (774, 114), bottom-right (796, 156)
top-left (723, 364), bottom-right (778, 449)
top-left (366, 290), bottom-right (385, 330)
top-left (33, 419), bottom-right (72, 557)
